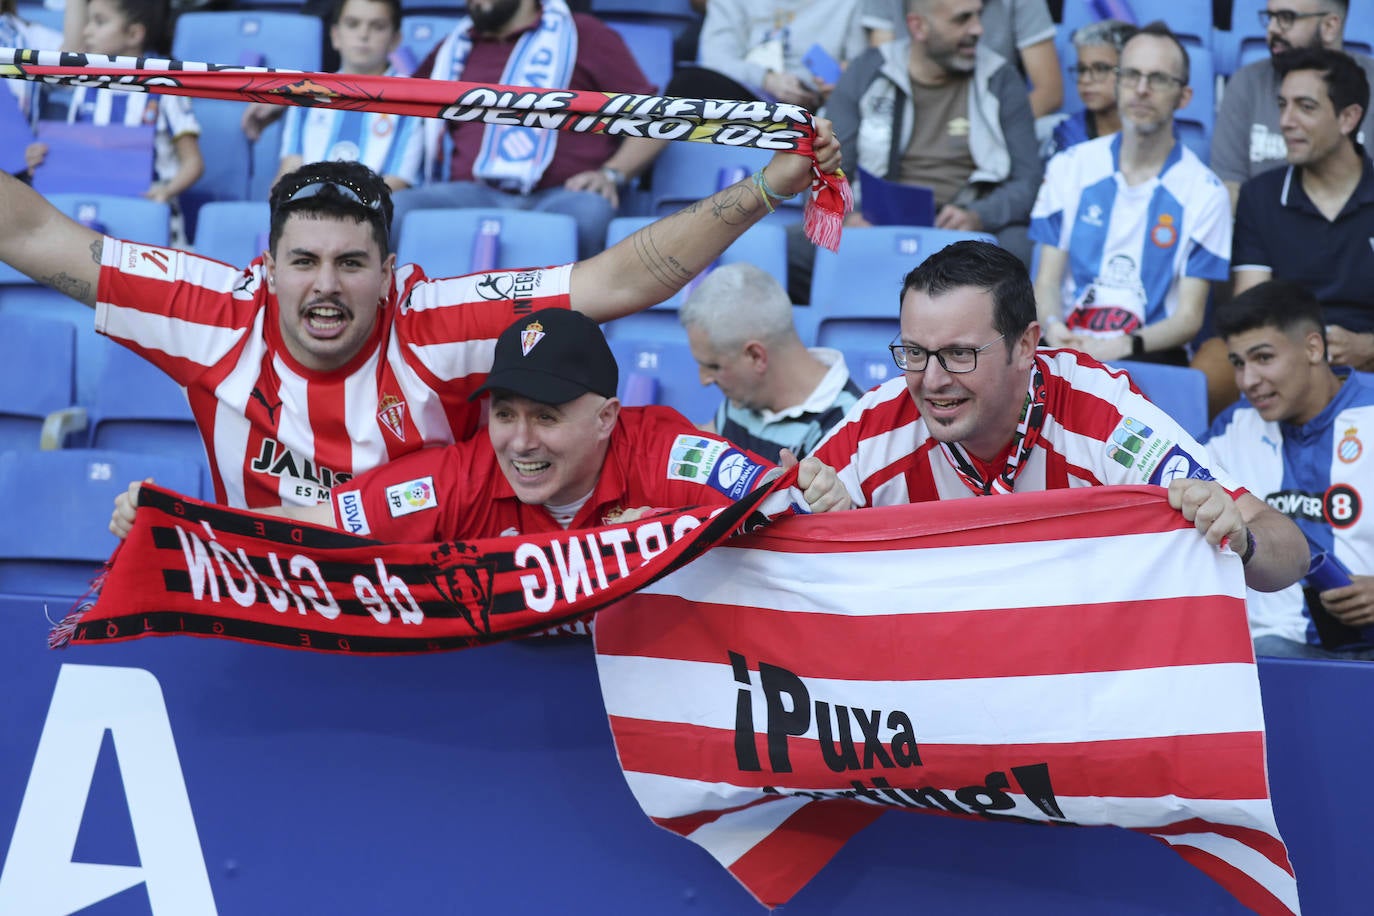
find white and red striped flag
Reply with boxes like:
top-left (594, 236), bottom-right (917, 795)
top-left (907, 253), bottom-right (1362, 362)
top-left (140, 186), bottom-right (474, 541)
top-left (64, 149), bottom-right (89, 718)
top-left (594, 485), bottom-right (1300, 914)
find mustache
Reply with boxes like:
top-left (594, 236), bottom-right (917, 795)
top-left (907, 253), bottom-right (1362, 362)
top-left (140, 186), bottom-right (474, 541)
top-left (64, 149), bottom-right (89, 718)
top-left (301, 297), bottom-right (351, 315)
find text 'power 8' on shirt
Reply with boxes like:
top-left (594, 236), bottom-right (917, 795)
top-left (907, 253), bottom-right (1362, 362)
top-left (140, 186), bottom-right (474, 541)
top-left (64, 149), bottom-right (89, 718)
top-left (329, 405), bottom-right (774, 542)
top-left (95, 238), bottom-right (572, 508)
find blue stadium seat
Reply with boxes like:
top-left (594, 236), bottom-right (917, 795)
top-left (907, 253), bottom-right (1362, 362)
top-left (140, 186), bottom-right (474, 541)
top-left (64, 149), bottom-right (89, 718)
top-left (810, 227), bottom-right (995, 349)
top-left (1128, 0), bottom-right (1211, 50)
top-left (1114, 360), bottom-right (1210, 438)
top-left (649, 141), bottom-right (772, 216)
top-left (1221, 0), bottom-right (1270, 75)
top-left (606, 20), bottom-right (675, 95)
top-left (44, 193), bottom-right (170, 246)
top-left (178, 98), bottom-right (255, 237)
top-left (1055, 26), bottom-right (1085, 116)
top-left (589, 0), bottom-right (701, 45)
top-left (194, 201), bottom-right (271, 267)
top-left (172, 11), bottom-right (323, 70)
top-left (0, 315), bottom-right (75, 452)
top-left (397, 14), bottom-right (460, 71)
top-left (841, 346), bottom-right (898, 393)
top-left (248, 115), bottom-right (287, 201)
top-left (601, 218), bottom-right (788, 342)
top-left (172, 11), bottom-right (323, 224)
top-left (76, 342), bottom-right (205, 468)
top-left (1175, 45), bottom-right (1216, 163)
top-left (609, 338), bottom-right (720, 424)
top-left (396, 209), bottom-right (579, 278)
top-left (0, 448), bottom-right (204, 601)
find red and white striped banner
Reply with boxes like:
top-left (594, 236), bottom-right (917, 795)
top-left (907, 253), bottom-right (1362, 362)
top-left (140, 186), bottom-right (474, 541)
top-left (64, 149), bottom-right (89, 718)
top-left (594, 486), bottom-right (1299, 914)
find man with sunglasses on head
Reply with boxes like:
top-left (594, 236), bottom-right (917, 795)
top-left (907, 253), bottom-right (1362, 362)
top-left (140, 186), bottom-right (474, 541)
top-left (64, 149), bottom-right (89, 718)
top-left (1030, 22), bottom-right (1230, 368)
top-left (810, 240), bottom-right (1308, 593)
top-left (0, 137), bottom-right (839, 510)
top-left (1212, 0), bottom-right (1374, 212)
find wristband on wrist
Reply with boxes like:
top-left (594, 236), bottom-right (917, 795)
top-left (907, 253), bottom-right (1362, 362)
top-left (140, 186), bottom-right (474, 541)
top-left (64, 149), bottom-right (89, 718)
top-left (753, 168), bottom-right (799, 209)
top-left (1239, 529), bottom-right (1257, 566)
top-left (599, 166), bottom-right (625, 187)
top-left (1130, 333), bottom-right (1146, 357)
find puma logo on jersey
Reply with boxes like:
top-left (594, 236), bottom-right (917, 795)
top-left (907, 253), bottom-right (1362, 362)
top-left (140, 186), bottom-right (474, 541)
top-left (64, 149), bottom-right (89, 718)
top-left (250, 386), bottom-right (282, 423)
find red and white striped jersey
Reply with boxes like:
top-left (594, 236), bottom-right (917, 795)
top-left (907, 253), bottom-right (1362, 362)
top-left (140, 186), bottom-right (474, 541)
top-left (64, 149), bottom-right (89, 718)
top-left (94, 238), bottom-right (572, 508)
top-left (813, 348), bottom-right (1240, 506)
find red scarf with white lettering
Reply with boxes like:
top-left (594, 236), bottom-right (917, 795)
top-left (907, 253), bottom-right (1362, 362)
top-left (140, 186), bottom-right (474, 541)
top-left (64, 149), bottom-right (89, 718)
top-left (0, 48), bottom-right (852, 249)
top-left (49, 473), bottom-right (790, 654)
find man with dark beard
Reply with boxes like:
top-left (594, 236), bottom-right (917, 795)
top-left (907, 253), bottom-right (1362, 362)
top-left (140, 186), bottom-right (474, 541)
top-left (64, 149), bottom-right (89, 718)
top-left (1211, 0), bottom-right (1374, 211)
top-left (392, 0), bottom-right (663, 259)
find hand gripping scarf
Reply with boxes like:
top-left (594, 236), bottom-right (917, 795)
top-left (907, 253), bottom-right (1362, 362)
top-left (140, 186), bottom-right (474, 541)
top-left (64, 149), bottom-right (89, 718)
top-left (0, 48), bottom-right (852, 249)
top-left (49, 468), bottom-right (795, 655)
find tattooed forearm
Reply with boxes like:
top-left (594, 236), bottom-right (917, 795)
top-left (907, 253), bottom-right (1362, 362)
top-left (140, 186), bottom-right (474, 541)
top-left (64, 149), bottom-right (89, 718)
top-left (90, 238), bottom-right (103, 264)
top-left (41, 272), bottom-right (92, 303)
top-left (632, 227), bottom-right (692, 291)
top-left (711, 183), bottom-right (763, 225)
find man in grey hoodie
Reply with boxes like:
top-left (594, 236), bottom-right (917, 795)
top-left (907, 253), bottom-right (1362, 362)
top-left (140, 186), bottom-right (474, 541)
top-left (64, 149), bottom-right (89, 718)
top-left (827, 0), bottom-right (1041, 264)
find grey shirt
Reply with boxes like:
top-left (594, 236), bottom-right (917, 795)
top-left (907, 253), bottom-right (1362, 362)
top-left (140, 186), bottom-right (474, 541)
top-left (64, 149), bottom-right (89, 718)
top-left (697, 0), bottom-right (867, 94)
top-left (1210, 53), bottom-right (1374, 185)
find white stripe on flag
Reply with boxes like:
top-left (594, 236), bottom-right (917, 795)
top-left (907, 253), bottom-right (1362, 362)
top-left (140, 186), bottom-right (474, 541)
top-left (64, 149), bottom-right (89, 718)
top-left (624, 769), bottom-right (1282, 835)
top-left (638, 529), bottom-right (1243, 615)
top-left (1156, 830), bottom-right (1301, 914)
top-left (598, 656), bottom-right (1264, 743)
top-left (683, 795), bottom-right (814, 869)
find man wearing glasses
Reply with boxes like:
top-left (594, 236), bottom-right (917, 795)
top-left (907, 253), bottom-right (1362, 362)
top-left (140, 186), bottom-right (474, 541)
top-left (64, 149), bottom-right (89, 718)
top-left (0, 136), bottom-right (839, 509)
top-left (810, 239), bottom-right (1307, 593)
top-left (1030, 23), bottom-right (1229, 367)
top-left (1212, 0), bottom-right (1374, 211)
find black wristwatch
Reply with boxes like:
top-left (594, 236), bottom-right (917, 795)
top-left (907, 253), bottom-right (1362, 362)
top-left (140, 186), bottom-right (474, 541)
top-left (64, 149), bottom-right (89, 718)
top-left (1130, 333), bottom-right (1146, 357)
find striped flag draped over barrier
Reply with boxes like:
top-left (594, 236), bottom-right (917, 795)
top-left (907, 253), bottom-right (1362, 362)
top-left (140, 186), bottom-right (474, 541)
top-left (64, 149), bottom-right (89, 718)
top-left (0, 48), bottom-right (851, 248)
top-left (594, 486), bottom-right (1300, 914)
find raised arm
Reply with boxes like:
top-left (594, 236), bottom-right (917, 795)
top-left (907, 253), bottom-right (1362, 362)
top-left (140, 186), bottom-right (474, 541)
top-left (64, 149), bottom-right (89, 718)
top-left (569, 121), bottom-right (841, 322)
top-left (0, 171), bottom-right (104, 307)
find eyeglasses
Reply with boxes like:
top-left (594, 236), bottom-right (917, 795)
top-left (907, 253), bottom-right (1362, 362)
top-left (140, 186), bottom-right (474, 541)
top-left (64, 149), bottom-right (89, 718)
top-left (1069, 62), bottom-right (1115, 82)
top-left (889, 334), bottom-right (1005, 373)
top-left (1115, 67), bottom-right (1185, 92)
top-left (1258, 9), bottom-right (1326, 30)
top-left (281, 179), bottom-right (384, 212)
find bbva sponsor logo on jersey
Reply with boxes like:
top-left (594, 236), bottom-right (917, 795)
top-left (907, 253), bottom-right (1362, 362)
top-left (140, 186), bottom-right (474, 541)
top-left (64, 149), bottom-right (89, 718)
top-left (0, 665), bottom-right (215, 915)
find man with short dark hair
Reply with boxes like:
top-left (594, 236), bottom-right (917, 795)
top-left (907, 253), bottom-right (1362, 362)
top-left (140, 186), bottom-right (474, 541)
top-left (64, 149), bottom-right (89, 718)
top-left (1231, 47), bottom-right (1374, 370)
top-left (811, 240), bottom-right (1308, 593)
top-left (1202, 279), bottom-right (1374, 660)
top-left (1032, 22), bottom-right (1229, 366)
top-left (1211, 0), bottom-right (1374, 210)
top-left (0, 131), bottom-right (839, 509)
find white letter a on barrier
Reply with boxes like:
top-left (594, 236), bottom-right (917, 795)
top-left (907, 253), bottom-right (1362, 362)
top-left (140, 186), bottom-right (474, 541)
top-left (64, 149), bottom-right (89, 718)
top-left (0, 664), bottom-right (217, 915)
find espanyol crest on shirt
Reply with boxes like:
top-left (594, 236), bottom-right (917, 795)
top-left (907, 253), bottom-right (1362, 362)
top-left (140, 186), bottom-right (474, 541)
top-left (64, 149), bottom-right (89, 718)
top-left (1339, 426), bottom-right (1363, 463)
top-left (521, 320), bottom-right (545, 356)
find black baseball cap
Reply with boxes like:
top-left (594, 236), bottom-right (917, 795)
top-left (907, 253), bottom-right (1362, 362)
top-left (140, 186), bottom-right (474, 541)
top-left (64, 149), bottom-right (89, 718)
top-left (471, 308), bottom-right (619, 405)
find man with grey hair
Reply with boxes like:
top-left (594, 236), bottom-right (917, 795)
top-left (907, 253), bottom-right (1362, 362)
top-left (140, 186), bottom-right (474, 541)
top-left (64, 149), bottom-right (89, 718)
top-left (1045, 19), bottom-right (1136, 156)
top-left (679, 263), bottom-right (863, 462)
top-left (1212, 0), bottom-right (1374, 211)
